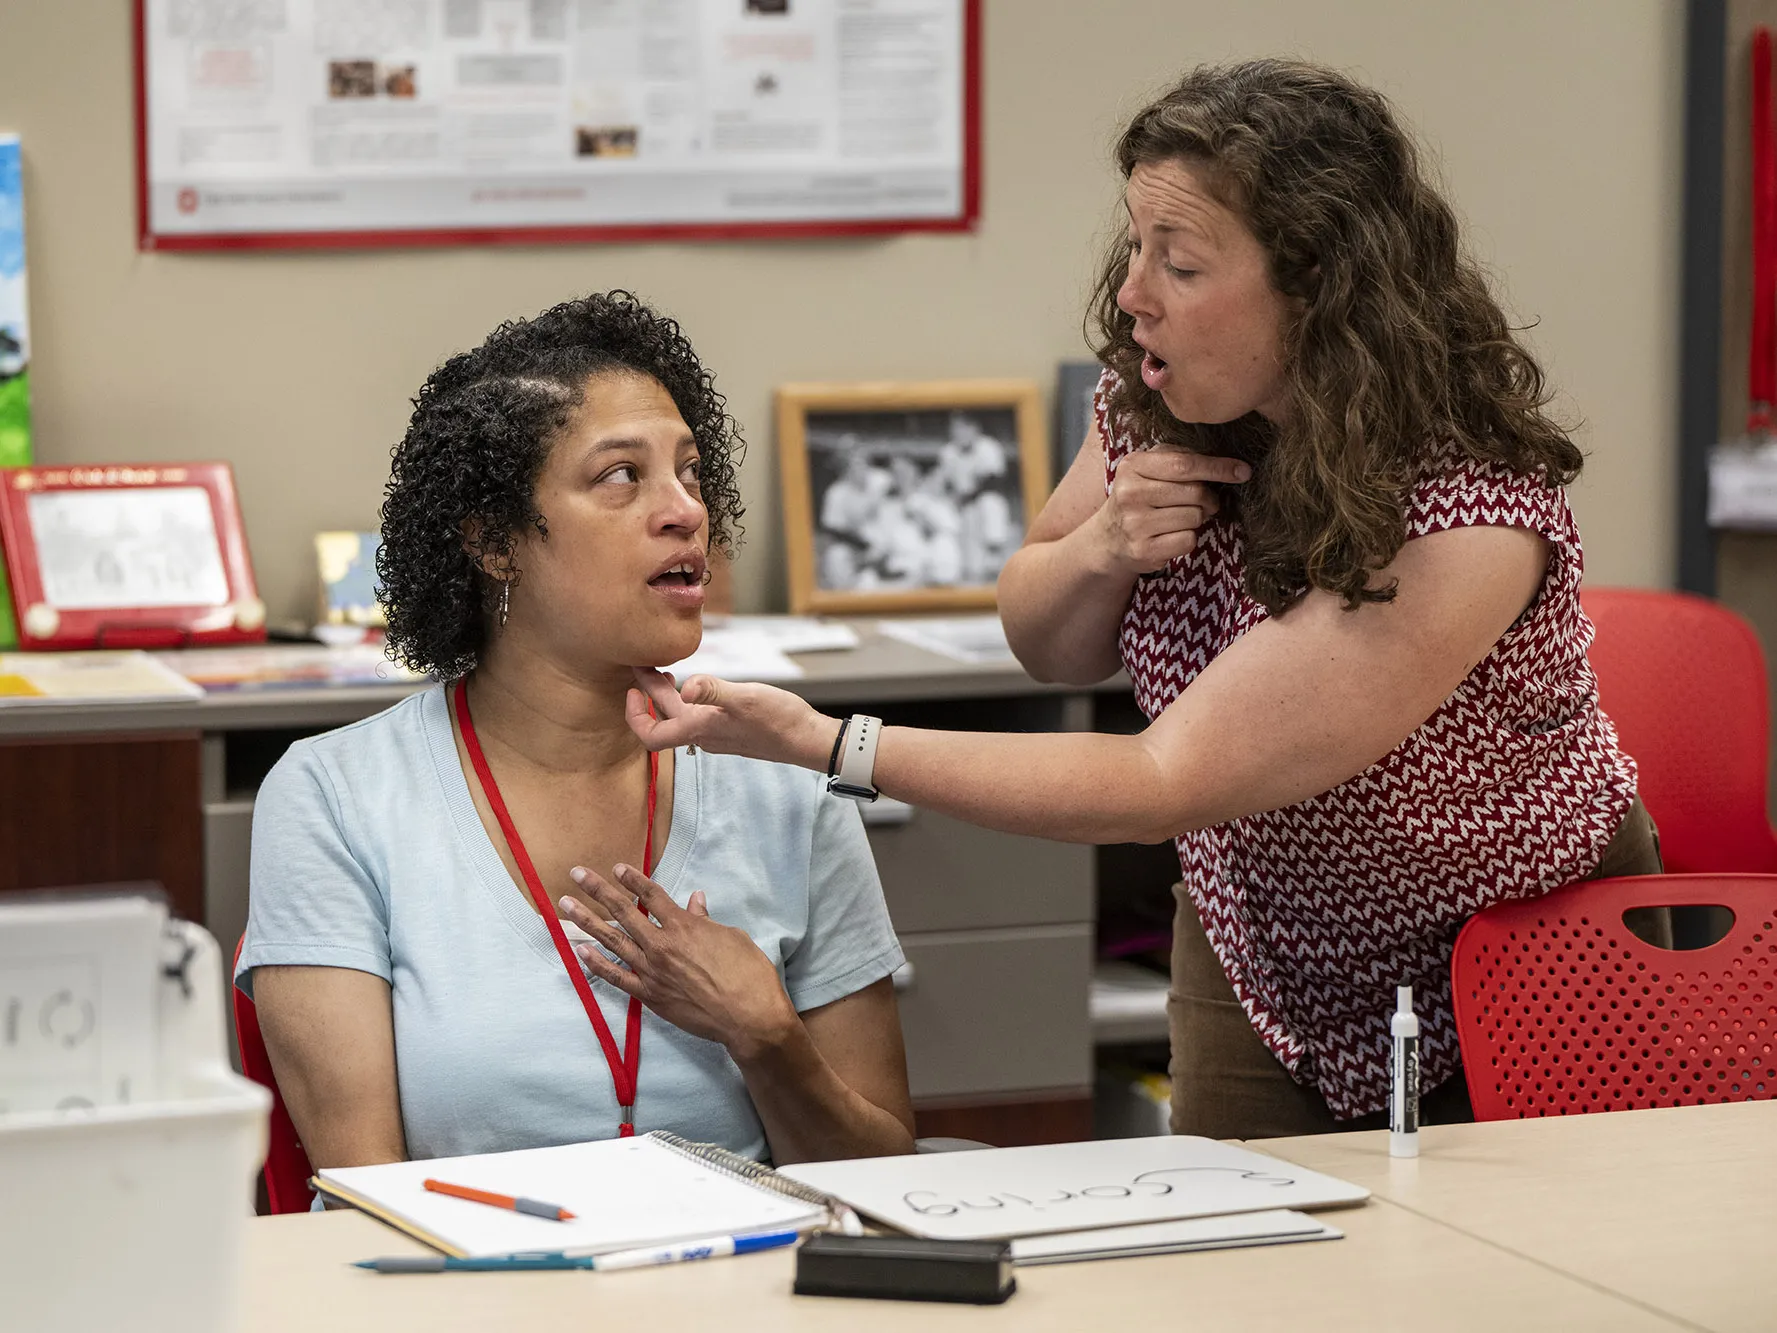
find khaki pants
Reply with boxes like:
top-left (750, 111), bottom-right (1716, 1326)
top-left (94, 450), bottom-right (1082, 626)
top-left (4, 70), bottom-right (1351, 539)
top-left (1167, 796), bottom-right (1665, 1140)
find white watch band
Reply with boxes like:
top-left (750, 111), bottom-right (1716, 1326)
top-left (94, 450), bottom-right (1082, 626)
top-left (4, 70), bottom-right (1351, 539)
top-left (828, 714), bottom-right (882, 802)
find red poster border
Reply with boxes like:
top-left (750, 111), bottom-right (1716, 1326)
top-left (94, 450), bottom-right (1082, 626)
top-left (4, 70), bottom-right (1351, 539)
top-left (133, 0), bottom-right (982, 252)
top-left (0, 462), bottom-right (266, 651)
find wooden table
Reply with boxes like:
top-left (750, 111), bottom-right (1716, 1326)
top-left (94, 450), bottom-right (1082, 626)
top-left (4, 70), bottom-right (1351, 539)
top-left (1259, 1099), bottom-right (1777, 1333)
top-left (244, 1095), bottom-right (1777, 1333)
top-left (240, 1202), bottom-right (1677, 1333)
top-left (242, 1103), bottom-right (1777, 1329)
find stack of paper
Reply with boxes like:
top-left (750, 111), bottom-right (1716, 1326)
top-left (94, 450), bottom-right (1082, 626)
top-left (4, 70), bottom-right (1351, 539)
top-left (1010, 1210), bottom-right (1342, 1265)
top-left (161, 643), bottom-right (424, 692)
top-left (0, 652), bottom-right (202, 705)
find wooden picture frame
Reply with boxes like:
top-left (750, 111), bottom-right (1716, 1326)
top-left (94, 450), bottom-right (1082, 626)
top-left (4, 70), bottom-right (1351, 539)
top-left (0, 461), bottom-right (265, 650)
top-left (777, 379), bottom-right (1048, 614)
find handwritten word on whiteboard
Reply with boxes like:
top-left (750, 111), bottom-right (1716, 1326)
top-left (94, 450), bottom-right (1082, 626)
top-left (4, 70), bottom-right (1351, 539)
top-left (781, 1135), bottom-right (1370, 1241)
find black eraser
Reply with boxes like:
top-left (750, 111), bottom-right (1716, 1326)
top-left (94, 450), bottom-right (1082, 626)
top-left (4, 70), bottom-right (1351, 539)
top-left (794, 1232), bottom-right (1016, 1305)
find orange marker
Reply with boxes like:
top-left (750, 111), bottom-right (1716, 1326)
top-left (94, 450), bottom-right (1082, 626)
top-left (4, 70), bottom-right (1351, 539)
top-left (422, 1178), bottom-right (576, 1221)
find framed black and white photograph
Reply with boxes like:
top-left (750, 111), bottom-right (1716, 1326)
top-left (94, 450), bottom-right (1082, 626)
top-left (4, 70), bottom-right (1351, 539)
top-left (1054, 360), bottom-right (1102, 482)
top-left (777, 380), bottom-right (1047, 614)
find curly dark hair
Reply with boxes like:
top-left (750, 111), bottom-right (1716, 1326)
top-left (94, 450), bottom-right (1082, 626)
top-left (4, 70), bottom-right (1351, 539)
top-left (1090, 59), bottom-right (1584, 616)
top-left (377, 291), bottom-right (744, 679)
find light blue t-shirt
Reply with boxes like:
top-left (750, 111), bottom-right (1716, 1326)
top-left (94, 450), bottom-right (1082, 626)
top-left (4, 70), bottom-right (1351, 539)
top-left (235, 685), bottom-right (902, 1164)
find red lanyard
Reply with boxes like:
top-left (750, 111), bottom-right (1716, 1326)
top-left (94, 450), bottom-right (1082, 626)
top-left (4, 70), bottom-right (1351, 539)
top-left (452, 678), bottom-right (655, 1137)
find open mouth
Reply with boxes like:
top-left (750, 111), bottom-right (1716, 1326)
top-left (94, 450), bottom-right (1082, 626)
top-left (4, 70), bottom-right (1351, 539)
top-left (647, 555), bottom-right (706, 590)
top-left (1140, 350), bottom-right (1171, 390)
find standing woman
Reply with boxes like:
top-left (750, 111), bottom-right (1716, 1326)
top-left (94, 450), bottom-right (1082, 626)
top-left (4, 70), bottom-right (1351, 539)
top-left (627, 61), bottom-right (1661, 1140)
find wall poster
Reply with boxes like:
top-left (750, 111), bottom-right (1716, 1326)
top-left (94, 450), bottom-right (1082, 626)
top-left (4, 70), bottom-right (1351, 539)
top-left (136, 0), bottom-right (979, 249)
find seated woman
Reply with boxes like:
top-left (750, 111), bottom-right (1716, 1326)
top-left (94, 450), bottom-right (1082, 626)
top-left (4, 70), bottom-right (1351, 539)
top-left (235, 292), bottom-right (915, 1170)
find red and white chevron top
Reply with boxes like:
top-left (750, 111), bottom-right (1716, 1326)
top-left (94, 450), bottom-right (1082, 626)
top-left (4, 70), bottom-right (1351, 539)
top-left (1096, 371), bottom-right (1638, 1118)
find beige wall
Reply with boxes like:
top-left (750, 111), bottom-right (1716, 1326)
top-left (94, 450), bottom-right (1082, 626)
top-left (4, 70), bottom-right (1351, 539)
top-left (0, 0), bottom-right (1684, 622)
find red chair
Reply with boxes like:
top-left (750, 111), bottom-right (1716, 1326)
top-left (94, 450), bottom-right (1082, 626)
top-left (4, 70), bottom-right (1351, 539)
top-left (231, 939), bottom-right (316, 1213)
top-left (1582, 588), bottom-right (1777, 872)
top-left (1452, 873), bottom-right (1777, 1119)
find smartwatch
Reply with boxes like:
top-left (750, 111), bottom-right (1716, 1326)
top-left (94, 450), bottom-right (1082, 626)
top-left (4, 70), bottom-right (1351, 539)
top-left (827, 714), bottom-right (883, 803)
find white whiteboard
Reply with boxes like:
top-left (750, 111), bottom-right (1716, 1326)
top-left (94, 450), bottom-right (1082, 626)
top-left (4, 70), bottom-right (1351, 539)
top-left (138, 0), bottom-right (976, 247)
top-left (781, 1135), bottom-right (1371, 1240)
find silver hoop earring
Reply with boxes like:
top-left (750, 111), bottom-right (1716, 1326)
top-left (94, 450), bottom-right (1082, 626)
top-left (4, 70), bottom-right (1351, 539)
top-left (498, 579), bottom-right (510, 629)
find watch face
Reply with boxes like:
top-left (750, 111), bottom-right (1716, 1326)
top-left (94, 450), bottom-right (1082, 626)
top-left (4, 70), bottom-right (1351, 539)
top-left (826, 778), bottom-right (879, 803)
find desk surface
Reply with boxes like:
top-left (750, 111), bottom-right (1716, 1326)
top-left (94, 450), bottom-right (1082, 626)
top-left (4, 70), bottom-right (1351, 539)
top-left (0, 623), bottom-right (1123, 740)
top-left (244, 1104), bottom-right (1777, 1330)
top-left (240, 1195), bottom-right (1676, 1333)
top-left (1260, 1099), bottom-right (1776, 1333)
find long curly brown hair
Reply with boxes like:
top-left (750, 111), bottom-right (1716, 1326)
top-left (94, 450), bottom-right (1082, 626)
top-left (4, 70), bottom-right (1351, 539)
top-left (1090, 59), bottom-right (1583, 615)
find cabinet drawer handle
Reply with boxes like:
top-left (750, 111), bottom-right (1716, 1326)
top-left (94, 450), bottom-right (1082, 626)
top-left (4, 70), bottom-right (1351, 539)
top-left (891, 962), bottom-right (917, 993)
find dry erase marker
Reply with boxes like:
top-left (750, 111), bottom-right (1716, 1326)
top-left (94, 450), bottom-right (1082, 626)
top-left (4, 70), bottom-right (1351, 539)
top-left (1390, 984), bottom-right (1420, 1158)
top-left (423, 1178), bottom-right (576, 1221)
top-left (593, 1228), bottom-right (801, 1271)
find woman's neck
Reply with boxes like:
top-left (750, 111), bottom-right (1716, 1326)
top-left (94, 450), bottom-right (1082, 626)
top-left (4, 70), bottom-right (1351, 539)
top-left (464, 638), bottom-right (644, 779)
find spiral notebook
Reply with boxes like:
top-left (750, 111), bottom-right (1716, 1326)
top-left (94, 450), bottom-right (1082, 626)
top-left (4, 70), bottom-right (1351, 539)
top-left (314, 1133), bottom-right (831, 1259)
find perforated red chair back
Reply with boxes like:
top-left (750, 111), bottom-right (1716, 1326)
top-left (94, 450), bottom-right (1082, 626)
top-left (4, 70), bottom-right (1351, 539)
top-left (1452, 873), bottom-right (1777, 1119)
top-left (1581, 588), bottom-right (1777, 872)
top-left (231, 938), bottom-right (316, 1213)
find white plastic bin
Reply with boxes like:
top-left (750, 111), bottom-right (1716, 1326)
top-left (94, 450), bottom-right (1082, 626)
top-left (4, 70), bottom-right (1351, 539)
top-left (0, 920), bottom-right (271, 1333)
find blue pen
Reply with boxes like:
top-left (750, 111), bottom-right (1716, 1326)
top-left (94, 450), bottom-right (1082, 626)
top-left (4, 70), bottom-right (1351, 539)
top-left (595, 1229), bottom-right (801, 1271)
top-left (354, 1230), bottom-right (802, 1274)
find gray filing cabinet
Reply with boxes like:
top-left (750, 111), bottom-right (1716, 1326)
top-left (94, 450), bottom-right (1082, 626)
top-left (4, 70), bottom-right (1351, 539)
top-left (863, 802), bottom-right (1093, 1102)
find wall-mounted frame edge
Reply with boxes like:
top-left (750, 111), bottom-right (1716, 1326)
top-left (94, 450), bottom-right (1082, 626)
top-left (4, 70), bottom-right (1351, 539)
top-left (1679, 0), bottom-right (1727, 595)
top-left (134, 0), bottom-right (982, 252)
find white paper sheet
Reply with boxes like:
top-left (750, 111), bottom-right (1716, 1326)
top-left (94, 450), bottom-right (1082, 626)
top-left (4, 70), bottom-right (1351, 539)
top-left (874, 614), bottom-right (1015, 664)
top-left (706, 615), bottom-right (860, 654)
top-left (318, 1136), bottom-right (823, 1258)
top-left (663, 625), bottom-right (805, 682)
